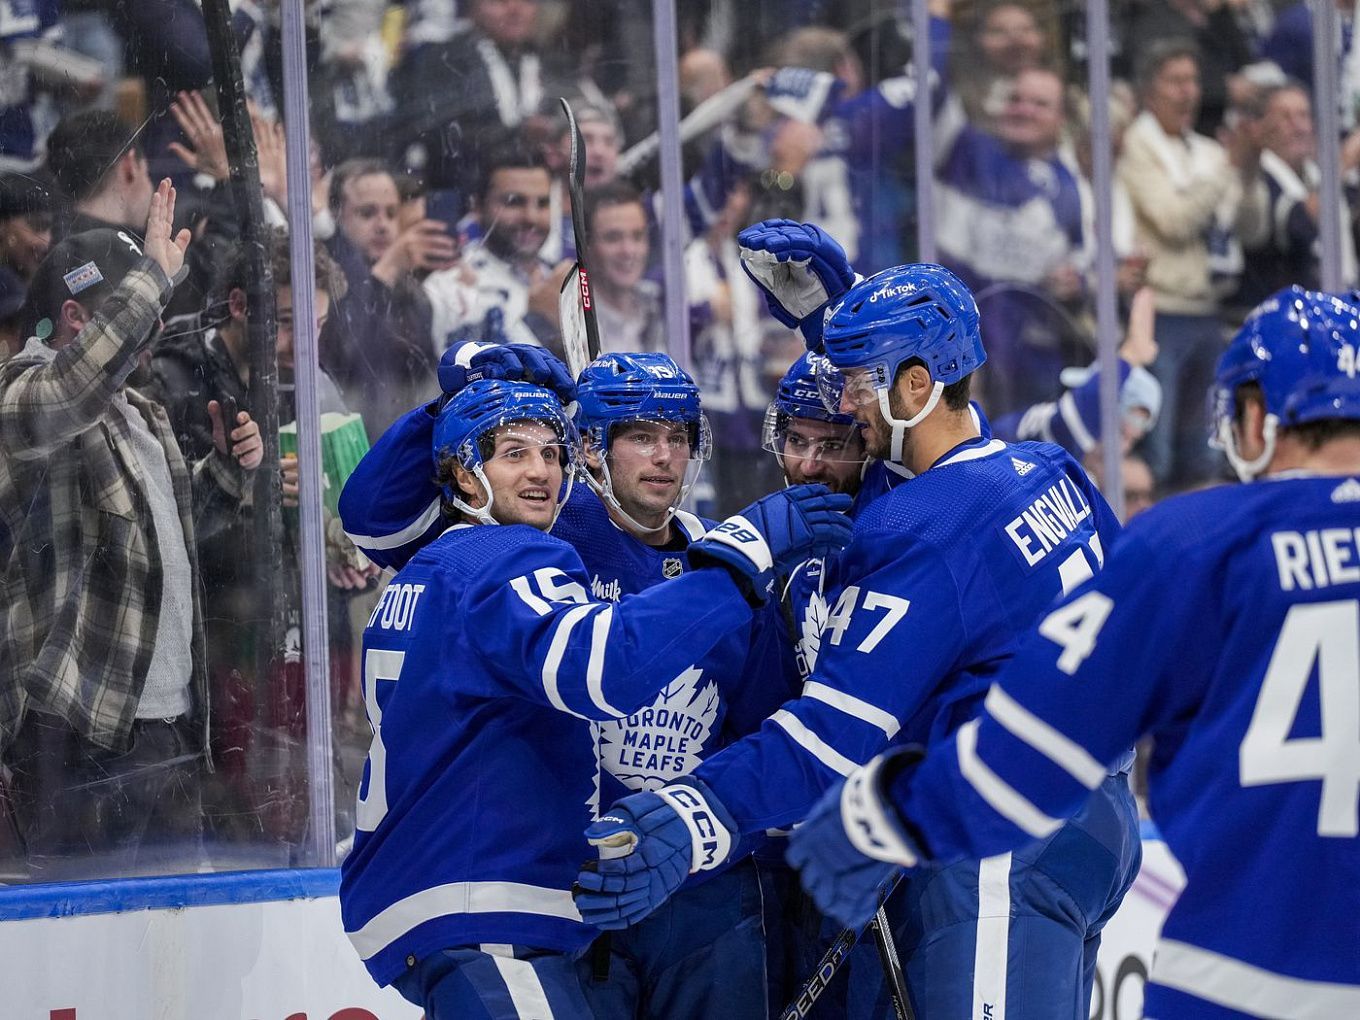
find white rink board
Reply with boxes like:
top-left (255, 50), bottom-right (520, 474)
top-left (0, 894), bottom-right (422, 1020)
top-left (0, 838), bottom-right (1182, 1020)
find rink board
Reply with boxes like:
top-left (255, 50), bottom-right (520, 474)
top-left (0, 835), bottom-right (1183, 1019)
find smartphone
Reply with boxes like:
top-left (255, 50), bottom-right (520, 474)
top-left (221, 395), bottom-right (239, 439)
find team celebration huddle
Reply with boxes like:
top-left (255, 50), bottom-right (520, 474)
top-left (336, 219), bottom-right (1360, 1020)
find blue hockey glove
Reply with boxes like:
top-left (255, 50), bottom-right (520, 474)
top-left (738, 219), bottom-right (856, 349)
top-left (574, 778), bottom-right (736, 930)
top-left (437, 341), bottom-right (577, 403)
top-left (786, 748), bottom-right (925, 929)
top-left (689, 484), bottom-right (853, 605)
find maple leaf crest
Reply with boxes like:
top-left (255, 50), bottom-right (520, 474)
top-left (797, 590), bottom-right (829, 678)
top-left (597, 665), bottom-right (719, 791)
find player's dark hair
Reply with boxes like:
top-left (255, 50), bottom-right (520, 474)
top-left (475, 138), bottom-right (548, 205)
top-left (329, 158), bottom-right (395, 215)
top-left (45, 111), bottom-right (143, 202)
top-left (897, 357), bottom-right (973, 411)
top-left (1284, 418), bottom-right (1360, 449)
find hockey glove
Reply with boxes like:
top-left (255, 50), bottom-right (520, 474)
top-left (574, 777), bottom-right (737, 930)
top-left (738, 219), bottom-right (857, 349)
top-left (689, 483), bottom-right (853, 606)
top-left (437, 341), bottom-right (577, 404)
top-left (786, 747), bottom-right (925, 929)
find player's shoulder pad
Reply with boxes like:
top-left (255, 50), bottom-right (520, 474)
top-left (1116, 482), bottom-right (1263, 562)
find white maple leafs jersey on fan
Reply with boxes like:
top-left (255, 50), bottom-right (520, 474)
top-left (693, 437), bottom-right (1124, 834)
top-left (893, 475), bottom-right (1360, 1018)
top-left (339, 520), bottom-right (757, 986)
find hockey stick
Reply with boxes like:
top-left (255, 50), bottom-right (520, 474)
top-left (558, 97), bottom-right (602, 378)
top-left (778, 874), bottom-right (915, 1020)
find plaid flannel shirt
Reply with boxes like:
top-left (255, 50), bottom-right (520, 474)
top-left (0, 259), bottom-right (236, 755)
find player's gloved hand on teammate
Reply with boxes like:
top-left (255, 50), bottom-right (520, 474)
top-left (786, 748), bottom-right (925, 928)
top-left (738, 219), bottom-right (857, 350)
top-left (689, 483), bottom-right (854, 606)
top-left (437, 341), bottom-right (577, 405)
top-left (574, 777), bottom-right (736, 930)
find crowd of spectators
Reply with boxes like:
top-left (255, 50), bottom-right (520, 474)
top-left (0, 0), bottom-right (1353, 879)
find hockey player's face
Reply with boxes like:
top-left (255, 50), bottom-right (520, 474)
top-left (780, 417), bottom-right (865, 495)
top-left (605, 420), bottom-right (691, 527)
top-left (476, 422), bottom-right (565, 529)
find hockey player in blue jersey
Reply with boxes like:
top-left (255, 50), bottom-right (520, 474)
top-left (573, 262), bottom-right (1142, 1019)
top-left (339, 376), bottom-right (853, 1018)
top-left (787, 287), bottom-right (1360, 1019)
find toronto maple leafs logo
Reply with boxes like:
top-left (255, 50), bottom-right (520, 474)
top-left (597, 666), bottom-right (719, 791)
top-left (796, 590), bottom-right (829, 679)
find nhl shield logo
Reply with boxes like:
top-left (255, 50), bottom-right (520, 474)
top-left (662, 557), bottom-right (684, 579)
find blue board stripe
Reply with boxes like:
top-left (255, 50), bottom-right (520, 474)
top-left (0, 867), bottom-right (341, 921)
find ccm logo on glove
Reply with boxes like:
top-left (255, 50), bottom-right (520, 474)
top-left (656, 785), bottom-right (732, 872)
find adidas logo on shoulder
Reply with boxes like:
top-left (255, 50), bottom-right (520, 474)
top-left (1331, 478), bottom-right (1360, 503)
top-left (1011, 457), bottom-right (1036, 477)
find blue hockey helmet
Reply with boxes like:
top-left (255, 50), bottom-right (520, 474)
top-left (1210, 286), bottom-right (1360, 480)
top-left (432, 378), bottom-right (578, 525)
top-left (574, 351), bottom-right (713, 533)
top-left (820, 264), bottom-right (984, 461)
top-left (762, 352), bottom-right (865, 464)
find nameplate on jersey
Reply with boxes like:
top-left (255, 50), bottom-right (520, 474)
top-left (1271, 528), bottom-right (1360, 592)
top-left (366, 583), bottom-right (427, 632)
top-left (1001, 477), bottom-right (1093, 568)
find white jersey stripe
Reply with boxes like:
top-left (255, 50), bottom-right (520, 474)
top-left (802, 681), bottom-right (901, 739)
top-left (541, 604), bottom-right (599, 718)
top-left (483, 945), bottom-right (557, 1019)
top-left (585, 605), bottom-right (625, 717)
top-left (345, 497), bottom-right (442, 551)
top-left (772, 710), bottom-right (859, 776)
top-left (937, 438), bottom-right (1007, 467)
top-left (985, 685), bottom-right (1106, 789)
top-left (1152, 939), bottom-right (1360, 1018)
top-left (347, 881), bottom-right (582, 959)
top-left (972, 852), bottom-right (1012, 1020)
top-left (957, 719), bottom-right (1063, 839)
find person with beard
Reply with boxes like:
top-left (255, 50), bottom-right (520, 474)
top-left (575, 263), bottom-right (1142, 1020)
top-left (0, 183), bottom-right (263, 880)
top-left (323, 157), bottom-right (446, 441)
top-left (423, 141), bottom-right (563, 352)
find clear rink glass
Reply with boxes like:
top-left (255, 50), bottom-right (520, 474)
top-left (6, 0), bottom-right (1342, 888)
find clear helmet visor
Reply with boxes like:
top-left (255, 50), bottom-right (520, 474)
top-left (762, 404), bottom-right (867, 464)
top-left (819, 363), bottom-right (882, 414)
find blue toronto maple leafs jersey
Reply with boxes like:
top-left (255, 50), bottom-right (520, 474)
top-left (894, 475), bottom-right (1360, 1018)
top-left (339, 521), bottom-right (753, 985)
top-left (695, 437), bottom-right (1122, 833)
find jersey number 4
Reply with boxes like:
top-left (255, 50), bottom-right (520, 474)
top-left (1240, 599), bottom-right (1360, 838)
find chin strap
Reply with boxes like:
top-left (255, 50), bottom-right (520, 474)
top-left (876, 381), bottom-right (944, 464)
top-left (1218, 413), bottom-right (1278, 482)
top-left (449, 463), bottom-right (500, 526)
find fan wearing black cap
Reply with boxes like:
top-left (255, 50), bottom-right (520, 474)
top-left (0, 180), bottom-right (262, 880)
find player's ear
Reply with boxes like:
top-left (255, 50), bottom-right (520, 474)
top-left (1235, 391), bottom-right (1269, 459)
top-left (583, 439), bottom-right (603, 473)
top-left (898, 362), bottom-right (934, 416)
top-left (453, 462), bottom-right (488, 508)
